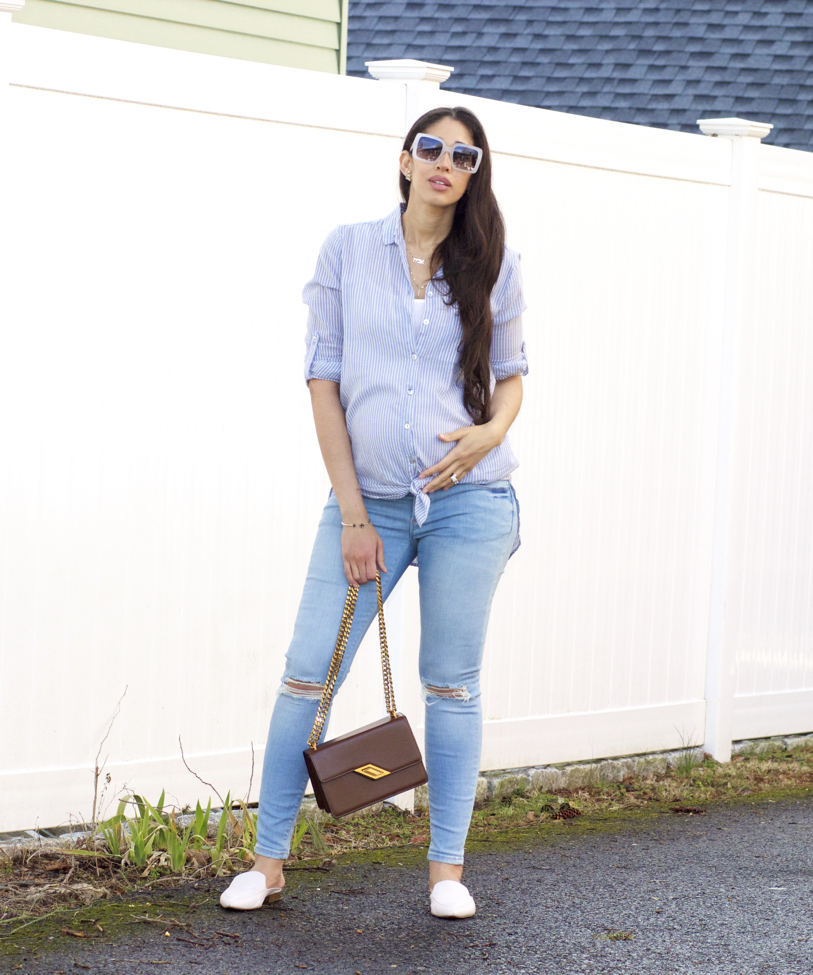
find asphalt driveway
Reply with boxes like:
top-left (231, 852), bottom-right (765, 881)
top-left (8, 793), bottom-right (812, 975)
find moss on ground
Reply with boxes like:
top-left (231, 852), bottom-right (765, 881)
top-left (0, 893), bottom-right (203, 960)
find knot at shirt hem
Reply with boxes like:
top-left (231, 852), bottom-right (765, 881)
top-left (410, 478), bottom-right (432, 527)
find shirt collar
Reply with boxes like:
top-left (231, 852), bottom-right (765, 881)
top-left (384, 202), bottom-right (445, 280)
top-left (382, 203), bottom-right (407, 245)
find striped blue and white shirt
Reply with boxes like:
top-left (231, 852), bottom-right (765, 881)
top-left (302, 204), bottom-right (528, 527)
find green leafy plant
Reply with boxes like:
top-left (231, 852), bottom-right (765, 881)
top-left (98, 799), bottom-right (128, 858)
top-left (305, 817), bottom-right (328, 854)
top-left (288, 815), bottom-right (328, 854)
top-left (93, 788), bottom-right (262, 876)
top-left (164, 812), bottom-right (195, 872)
top-left (214, 791), bottom-right (232, 858)
top-left (289, 816), bottom-right (309, 854)
top-left (191, 799), bottom-right (212, 850)
top-left (124, 809), bottom-right (158, 868)
top-left (234, 799), bottom-right (257, 853)
top-left (139, 794), bottom-right (170, 852)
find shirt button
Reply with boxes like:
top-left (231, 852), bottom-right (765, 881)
top-left (407, 388), bottom-right (413, 395)
top-left (412, 353), bottom-right (417, 360)
top-left (423, 319), bottom-right (429, 325)
top-left (409, 457), bottom-right (416, 462)
top-left (404, 423), bottom-right (410, 429)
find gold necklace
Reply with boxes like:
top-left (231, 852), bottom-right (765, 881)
top-left (406, 244), bottom-right (430, 295)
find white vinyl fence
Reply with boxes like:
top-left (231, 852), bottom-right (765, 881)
top-left (1, 14), bottom-right (812, 832)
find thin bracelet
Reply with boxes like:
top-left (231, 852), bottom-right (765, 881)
top-left (341, 521), bottom-right (371, 528)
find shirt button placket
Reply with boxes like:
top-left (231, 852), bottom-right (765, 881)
top-left (406, 344), bottom-right (418, 456)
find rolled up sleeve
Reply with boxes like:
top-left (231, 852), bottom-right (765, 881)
top-left (490, 246), bottom-right (529, 381)
top-left (302, 226), bottom-right (344, 385)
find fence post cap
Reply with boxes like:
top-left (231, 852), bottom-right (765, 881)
top-left (697, 117), bottom-right (773, 140)
top-left (365, 59), bottom-right (454, 86)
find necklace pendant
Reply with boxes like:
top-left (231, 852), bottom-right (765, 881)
top-left (411, 257), bottom-right (425, 264)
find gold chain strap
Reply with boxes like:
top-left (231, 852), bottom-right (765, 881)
top-left (307, 572), bottom-right (397, 750)
top-left (306, 585), bottom-right (358, 750)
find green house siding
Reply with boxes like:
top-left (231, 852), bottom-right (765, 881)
top-left (13, 0), bottom-right (347, 74)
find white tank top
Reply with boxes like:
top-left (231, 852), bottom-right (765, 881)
top-left (412, 297), bottom-right (425, 338)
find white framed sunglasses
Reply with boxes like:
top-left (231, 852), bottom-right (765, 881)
top-left (409, 132), bottom-right (483, 174)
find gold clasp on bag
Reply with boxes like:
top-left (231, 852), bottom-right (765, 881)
top-left (354, 764), bottom-right (390, 780)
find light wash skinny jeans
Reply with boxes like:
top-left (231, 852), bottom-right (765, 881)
top-left (255, 480), bottom-right (519, 866)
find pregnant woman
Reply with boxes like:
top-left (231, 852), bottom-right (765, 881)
top-left (221, 105), bottom-right (528, 918)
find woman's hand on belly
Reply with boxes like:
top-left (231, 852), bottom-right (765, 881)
top-left (419, 423), bottom-right (503, 494)
top-left (342, 524), bottom-right (387, 588)
top-left (420, 377), bottom-right (524, 493)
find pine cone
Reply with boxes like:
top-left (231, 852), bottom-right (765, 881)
top-left (551, 803), bottom-right (582, 820)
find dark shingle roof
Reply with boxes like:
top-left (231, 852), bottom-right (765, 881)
top-left (347, 0), bottom-right (813, 152)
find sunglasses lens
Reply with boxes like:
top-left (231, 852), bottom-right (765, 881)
top-left (415, 136), bottom-right (443, 162)
top-left (452, 145), bottom-right (479, 171)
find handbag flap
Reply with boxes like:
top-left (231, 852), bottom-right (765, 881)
top-left (306, 714), bottom-right (422, 784)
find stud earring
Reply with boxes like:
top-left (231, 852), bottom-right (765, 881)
top-left (404, 171), bottom-right (411, 182)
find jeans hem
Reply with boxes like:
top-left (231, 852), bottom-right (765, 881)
top-left (426, 851), bottom-right (464, 866)
top-left (254, 844), bottom-right (290, 861)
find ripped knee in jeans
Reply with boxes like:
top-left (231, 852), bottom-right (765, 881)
top-left (278, 678), bottom-right (325, 700)
top-left (421, 680), bottom-right (471, 704)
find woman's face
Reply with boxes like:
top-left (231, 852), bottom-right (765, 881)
top-left (400, 118), bottom-right (476, 209)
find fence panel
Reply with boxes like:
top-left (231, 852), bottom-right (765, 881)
top-left (0, 29), bottom-right (406, 827)
top-left (729, 145), bottom-right (813, 740)
top-left (1, 22), bottom-right (812, 832)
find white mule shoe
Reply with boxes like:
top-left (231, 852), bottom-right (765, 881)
top-left (430, 879), bottom-right (476, 918)
top-left (219, 870), bottom-right (283, 910)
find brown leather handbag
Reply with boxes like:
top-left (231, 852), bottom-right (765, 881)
top-left (303, 573), bottom-right (427, 818)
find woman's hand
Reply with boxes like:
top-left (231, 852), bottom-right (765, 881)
top-left (342, 524), bottom-right (387, 588)
top-left (420, 377), bottom-right (524, 494)
top-left (419, 422), bottom-right (503, 494)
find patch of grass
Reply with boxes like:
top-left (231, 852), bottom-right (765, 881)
top-left (674, 731), bottom-right (703, 776)
top-left (292, 817), bottom-right (328, 855)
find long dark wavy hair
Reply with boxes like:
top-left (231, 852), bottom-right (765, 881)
top-left (400, 107), bottom-right (505, 425)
